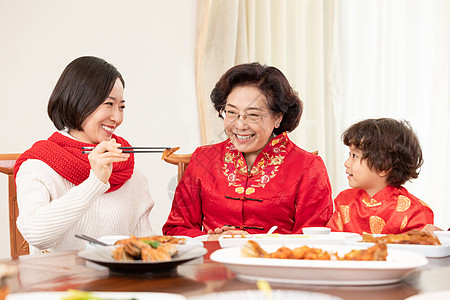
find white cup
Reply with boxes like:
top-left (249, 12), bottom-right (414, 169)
top-left (302, 227), bottom-right (331, 235)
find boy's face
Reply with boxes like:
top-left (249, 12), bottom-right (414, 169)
top-left (344, 145), bottom-right (388, 197)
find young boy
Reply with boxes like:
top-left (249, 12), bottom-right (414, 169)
top-left (327, 118), bottom-right (434, 234)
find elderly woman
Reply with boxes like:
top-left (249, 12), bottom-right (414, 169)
top-left (14, 56), bottom-right (154, 253)
top-left (163, 62), bottom-right (333, 240)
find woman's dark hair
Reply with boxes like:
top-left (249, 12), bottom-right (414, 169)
top-left (210, 62), bottom-right (303, 135)
top-left (48, 56), bottom-right (125, 131)
top-left (342, 118), bottom-right (423, 187)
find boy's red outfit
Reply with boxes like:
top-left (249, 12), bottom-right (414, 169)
top-left (327, 185), bottom-right (434, 234)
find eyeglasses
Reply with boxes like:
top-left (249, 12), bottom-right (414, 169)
top-left (220, 109), bottom-right (270, 124)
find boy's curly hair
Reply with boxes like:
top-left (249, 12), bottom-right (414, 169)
top-left (342, 118), bottom-right (423, 187)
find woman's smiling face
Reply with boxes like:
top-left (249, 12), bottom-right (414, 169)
top-left (69, 78), bottom-right (125, 144)
top-left (223, 85), bottom-right (282, 157)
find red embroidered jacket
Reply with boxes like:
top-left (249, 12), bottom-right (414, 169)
top-left (163, 133), bottom-right (333, 237)
top-left (326, 186), bottom-right (434, 234)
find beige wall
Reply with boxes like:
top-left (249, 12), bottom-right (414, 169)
top-left (0, 0), bottom-right (200, 259)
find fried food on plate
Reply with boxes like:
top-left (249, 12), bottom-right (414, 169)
top-left (343, 243), bottom-right (387, 261)
top-left (112, 235), bottom-right (185, 262)
top-left (241, 240), bottom-right (269, 258)
top-left (241, 241), bottom-right (387, 261)
top-left (361, 229), bottom-right (441, 245)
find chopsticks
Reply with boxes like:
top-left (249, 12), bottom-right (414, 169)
top-left (81, 146), bottom-right (171, 154)
top-left (75, 234), bottom-right (110, 246)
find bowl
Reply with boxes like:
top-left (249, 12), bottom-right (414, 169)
top-left (302, 227), bottom-right (331, 235)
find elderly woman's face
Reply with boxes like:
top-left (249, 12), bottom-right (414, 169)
top-left (223, 85), bottom-right (282, 156)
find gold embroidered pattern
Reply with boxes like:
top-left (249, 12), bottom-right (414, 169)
top-left (235, 187), bottom-right (244, 194)
top-left (369, 216), bottom-right (386, 234)
top-left (396, 195), bottom-right (411, 212)
top-left (362, 195), bottom-right (382, 207)
top-left (400, 215), bottom-right (408, 230)
top-left (340, 205), bottom-right (351, 224)
top-left (336, 212), bottom-right (344, 231)
top-left (223, 133), bottom-right (288, 194)
top-left (245, 187), bottom-right (255, 195)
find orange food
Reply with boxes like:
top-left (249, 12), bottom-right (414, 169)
top-left (361, 229), bottom-right (441, 245)
top-left (161, 147), bottom-right (180, 160)
top-left (112, 235), bottom-right (184, 262)
top-left (241, 241), bottom-right (387, 261)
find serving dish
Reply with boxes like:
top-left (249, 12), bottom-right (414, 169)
top-left (344, 234), bottom-right (450, 258)
top-left (6, 291), bottom-right (186, 300)
top-left (210, 243), bottom-right (428, 285)
top-left (78, 244), bottom-right (207, 273)
top-left (86, 235), bottom-right (203, 249)
top-left (218, 232), bottom-right (358, 248)
top-left (188, 290), bottom-right (343, 300)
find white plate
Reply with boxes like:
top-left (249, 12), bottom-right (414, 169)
top-left (86, 235), bottom-right (203, 249)
top-left (344, 234), bottom-right (450, 258)
top-left (434, 231), bottom-right (450, 243)
top-left (210, 243), bottom-right (428, 285)
top-left (188, 289), bottom-right (342, 300)
top-left (405, 290), bottom-right (450, 300)
top-left (6, 291), bottom-right (186, 300)
top-left (78, 244), bottom-right (207, 273)
top-left (218, 232), bottom-right (358, 248)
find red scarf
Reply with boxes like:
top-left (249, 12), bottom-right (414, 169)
top-left (14, 132), bottom-right (135, 193)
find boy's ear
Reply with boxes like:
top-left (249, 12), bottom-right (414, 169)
top-left (379, 170), bottom-right (389, 177)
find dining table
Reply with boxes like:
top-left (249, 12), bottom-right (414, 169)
top-left (1, 241), bottom-right (450, 300)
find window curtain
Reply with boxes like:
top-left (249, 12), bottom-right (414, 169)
top-left (334, 0), bottom-right (450, 228)
top-left (196, 0), bottom-right (450, 228)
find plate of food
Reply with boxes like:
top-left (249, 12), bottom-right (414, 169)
top-left (78, 236), bottom-right (207, 273)
top-left (86, 235), bottom-right (203, 249)
top-left (344, 230), bottom-right (450, 258)
top-left (218, 232), bottom-right (358, 248)
top-left (210, 240), bottom-right (428, 285)
top-left (188, 289), bottom-right (343, 300)
top-left (6, 290), bottom-right (186, 300)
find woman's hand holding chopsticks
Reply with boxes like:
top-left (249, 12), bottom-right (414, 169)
top-left (87, 139), bottom-right (130, 184)
top-left (82, 146), bottom-right (171, 154)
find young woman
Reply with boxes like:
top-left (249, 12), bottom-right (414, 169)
top-left (14, 56), bottom-right (154, 253)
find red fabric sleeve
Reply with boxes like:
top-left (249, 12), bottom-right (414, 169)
top-left (292, 156), bottom-right (333, 233)
top-left (162, 149), bottom-right (205, 237)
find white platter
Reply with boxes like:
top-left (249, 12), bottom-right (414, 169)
top-left (218, 232), bottom-right (358, 248)
top-left (434, 231), bottom-right (450, 244)
top-left (86, 235), bottom-right (203, 249)
top-left (405, 290), bottom-right (450, 300)
top-left (210, 243), bottom-right (428, 285)
top-left (344, 234), bottom-right (450, 258)
top-left (6, 291), bottom-right (186, 300)
top-left (188, 289), bottom-right (343, 300)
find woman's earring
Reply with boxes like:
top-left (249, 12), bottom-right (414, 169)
top-left (275, 123), bottom-right (280, 128)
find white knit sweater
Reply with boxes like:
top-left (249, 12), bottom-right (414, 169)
top-left (15, 159), bottom-right (155, 254)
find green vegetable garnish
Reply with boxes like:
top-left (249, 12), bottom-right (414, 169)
top-left (142, 240), bottom-right (160, 248)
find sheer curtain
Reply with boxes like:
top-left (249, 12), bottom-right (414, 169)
top-left (196, 0), bottom-right (337, 165)
top-left (334, 0), bottom-right (450, 228)
top-left (196, 0), bottom-right (450, 228)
